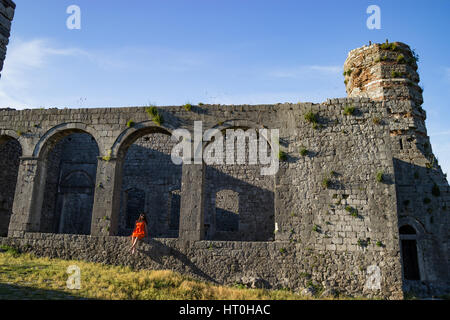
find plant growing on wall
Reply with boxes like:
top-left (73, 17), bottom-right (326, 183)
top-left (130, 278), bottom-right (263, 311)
top-left (184, 103), bottom-right (192, 111)
top-left (304, 111), bottom-right (318, 125)
top-left (376, 171), bottom-right (384, 183)
top-left (372, 117), bottom-right (381, 125)
top-left (431, 183), bottom-right (440, 197)
top-left (343, 105), bottom-right (355, 116)
top-left (278, 150), bottom-right (287, 161)
top-left (145, 106), bottom-right (158, 117)
top-left (345, 206), bottom-right (359, 218)
top-left (102, 150), bottom-right (112, 162)
top-left (322, 177), bottom-right (331, 189)
top-left (380, 42), bottom-right (398, 51)
top-left (396, 54), bottom-right (405, 63)
top-left (145, 105), bottom-right (164, 126)
top-left (299, 147), bottom-right (308, 157)
top-left (126, 120), bottom-right (135, 128)
top-left (152, 114), bottom-right (164, 126)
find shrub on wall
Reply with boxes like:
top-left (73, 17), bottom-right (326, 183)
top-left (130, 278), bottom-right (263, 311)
top-left (343, 105), bottom-right (355, 116)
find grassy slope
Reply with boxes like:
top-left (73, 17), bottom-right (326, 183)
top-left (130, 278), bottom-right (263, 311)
top-left (0, 247), bottom-right (351, 300)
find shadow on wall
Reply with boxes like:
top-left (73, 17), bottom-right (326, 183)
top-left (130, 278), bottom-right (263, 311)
top-left (117, 139), bottom-right (275, 242)
top-left (139, 238), bottom-right (218, 284)
top-left (117, 143), bottom-right (182, 238)
top-left (393, 158), bottom-right (450, 290)
top-left (40, 133), bottom-right (99, 235)
top-left (204, 165), bottom-right (275, 242)
top-left (0, 138), bottom-right (22, 237)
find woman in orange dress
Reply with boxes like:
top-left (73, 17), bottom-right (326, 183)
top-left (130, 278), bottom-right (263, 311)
top-left (130, 213), bottom-right (148, 254)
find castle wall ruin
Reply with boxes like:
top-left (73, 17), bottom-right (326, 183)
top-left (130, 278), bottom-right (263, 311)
top-left (0, 6), bottom-right (448, 298)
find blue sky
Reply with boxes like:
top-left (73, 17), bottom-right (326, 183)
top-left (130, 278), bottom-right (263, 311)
top-left (1, 0), bottom-right (449, 175)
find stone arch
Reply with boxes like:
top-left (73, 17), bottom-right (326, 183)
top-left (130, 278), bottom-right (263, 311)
top-left (398, 217), bottom-right (426, 238)
top-left (202, 119), bottom-right (276, 241)
top-left (0, 135), bottom-right (22, 237)
top-left (60, 170), bottom-right (94, 192)
top-left (38, 130), bottom-right (100, 235)
top-left (33, 123), bottom-right (103, 159)
top-left (0, 130), bottom-right (26, 152)
top-left (112, 121), bottom-right (177, 159)
top-left (202, 119), bottom-right (274, 150)
top-left (115, 124), bottom-right (182, 238)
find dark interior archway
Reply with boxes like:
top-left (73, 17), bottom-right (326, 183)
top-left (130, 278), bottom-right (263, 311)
top-left (40, 132), bottom-right (99, 235)
top-left (0, 137), bottom-right (22, 237)
top-left (400, 224), bottom-right (421, 280)
top-left (117, 128), bottom-right (182, 238)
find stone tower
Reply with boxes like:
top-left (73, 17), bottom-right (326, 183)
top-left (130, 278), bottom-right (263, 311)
top-left (0, 0), bottom-right (15, 78)
top-left (345, 41), bottom-right (450, 295)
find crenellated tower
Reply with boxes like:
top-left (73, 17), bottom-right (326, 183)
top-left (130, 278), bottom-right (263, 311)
top-left (345, 41), bottom-right (450, 296)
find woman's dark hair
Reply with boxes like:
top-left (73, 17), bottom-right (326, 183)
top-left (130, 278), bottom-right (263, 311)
top-left (137, 213), bottom-right (148, 224)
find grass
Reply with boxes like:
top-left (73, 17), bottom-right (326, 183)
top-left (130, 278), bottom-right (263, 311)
top-left (101, 150), bottom-right (112, 162)
top-left (431, 183), bottom-right (440, 197)
top-left (343, 69), bottom-right (352, 77)
top-left (145, 106), bottom-right (158, 117)
top-left (372, 117), bottom-right (381, 125)
top-left (304, 111), bottom-right (318, 124)
top-left (126, 120), bottom-right (135, 128)
top-left (343, 105), bottom-right (355, 116)
top-left (144, 106), bottom-right (164, 126)
top-left (299, 147), bottom-right (308, 157)
top-left (278, 151), bottom-right (287, 161)
top-left (376, 171), bottom-right (384, 183)
top-left (345, 206), bottom-right (359, 218)
top-left (391, 71), bottom-right (403, 78)
top-left (152, 114), bottom-right (164, 126)
top-left (396, 54), bottom-right (405, 63)
top-left (322, 177), bottom-right (331, 189)
top-left (0, 250), bottom-right (358, 300)
top-left (380, 42), bottom-right (398, 51)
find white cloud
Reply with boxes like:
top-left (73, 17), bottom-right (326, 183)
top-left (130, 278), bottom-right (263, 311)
top-left (0, 38), bottom-right (90, 108)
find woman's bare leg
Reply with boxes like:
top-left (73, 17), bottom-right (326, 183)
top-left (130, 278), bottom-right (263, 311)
top-left (131, 237), bottom-right (139, 254)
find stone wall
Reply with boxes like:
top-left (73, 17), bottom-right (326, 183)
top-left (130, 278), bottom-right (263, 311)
top-left (0, 41), bottom-right (448, 298)
top-left (0, 0), bottom-right (15, 77)
top-left (0, 233), bottom-right (405, 299)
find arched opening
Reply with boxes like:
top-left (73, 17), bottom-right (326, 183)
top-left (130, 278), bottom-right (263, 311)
top-left (399, 224), bottom-right (421, 280)
top-left (117, 127), bottom-right (182, 238)
top-left (203, 125), bottom-right (275, 241)
top-left (40, 132), bottom-right (99, 235)
top-left (0, 136), bottom-right (22, 237)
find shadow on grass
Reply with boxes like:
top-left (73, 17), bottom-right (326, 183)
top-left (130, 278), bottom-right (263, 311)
top-left (0, 283), bottom-right (90, 300)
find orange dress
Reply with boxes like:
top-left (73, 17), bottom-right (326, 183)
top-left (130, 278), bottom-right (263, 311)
top-left (132, 222), bottom-right (146, 239)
